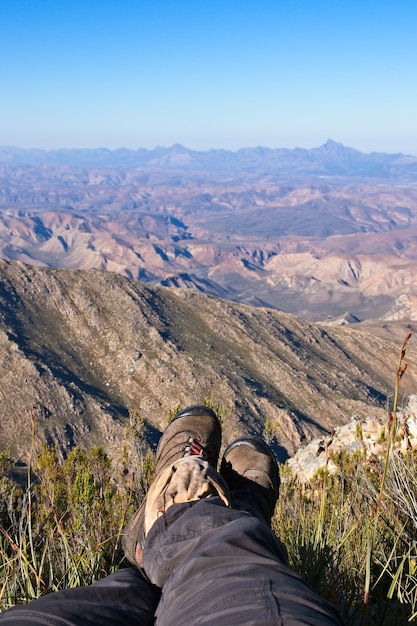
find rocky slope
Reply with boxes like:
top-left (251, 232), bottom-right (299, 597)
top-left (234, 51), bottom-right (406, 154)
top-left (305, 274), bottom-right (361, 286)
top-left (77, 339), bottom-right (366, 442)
top-left (0, 260), bottom-right (415, 465)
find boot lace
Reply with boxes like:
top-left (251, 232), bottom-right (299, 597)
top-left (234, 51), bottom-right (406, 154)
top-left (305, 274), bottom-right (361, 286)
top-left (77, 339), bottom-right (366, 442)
top-left (185, 437), bottom-right (216, 465)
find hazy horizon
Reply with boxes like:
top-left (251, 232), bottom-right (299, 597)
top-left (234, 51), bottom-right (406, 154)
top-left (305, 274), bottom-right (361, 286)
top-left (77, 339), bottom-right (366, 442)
top-left (2, 1), bottom-right (416, 155)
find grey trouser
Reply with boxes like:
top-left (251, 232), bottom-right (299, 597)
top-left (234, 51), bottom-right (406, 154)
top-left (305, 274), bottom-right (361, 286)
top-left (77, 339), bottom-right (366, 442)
top-left (0, 498), bottom-right (343, 625)
top-left (143, 497), bottom-right (343, 626)
top-left (0, 568), bottom-right (159, 626)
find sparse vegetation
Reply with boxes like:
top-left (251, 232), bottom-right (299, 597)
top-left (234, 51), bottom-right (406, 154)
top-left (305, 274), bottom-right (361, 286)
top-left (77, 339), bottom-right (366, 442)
top-left (275, 331), bottom-right (417, 624)
top-left (263, 415), bottom-right (275, 444)
top-left (166, 404), bottom-right (182, 424)
top-left (203, 395), bottom-right (228, 428)
top-left (0, 431), bottom-right (151, 611)
top-left (4, 259), bottom-right (417, 468)
top-left (275, 444), bottom-right (417, 624)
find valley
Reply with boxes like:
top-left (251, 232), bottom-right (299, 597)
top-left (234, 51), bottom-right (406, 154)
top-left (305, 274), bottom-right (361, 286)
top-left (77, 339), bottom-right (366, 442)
top-left (1, 142), bottom-right (417, 322)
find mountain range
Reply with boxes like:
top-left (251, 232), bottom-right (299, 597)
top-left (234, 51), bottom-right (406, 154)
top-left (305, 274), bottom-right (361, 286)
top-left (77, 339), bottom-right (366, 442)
top-left (1, 140), bottom-right (417, 179)
top-left (1, 141), bottom-right (417, 322)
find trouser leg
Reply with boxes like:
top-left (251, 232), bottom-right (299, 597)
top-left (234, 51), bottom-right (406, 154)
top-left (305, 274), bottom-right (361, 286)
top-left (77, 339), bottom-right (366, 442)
top-left (143, 498), bottom-right (343, 626)
top-left (0, 568), bottom-right (160, 626)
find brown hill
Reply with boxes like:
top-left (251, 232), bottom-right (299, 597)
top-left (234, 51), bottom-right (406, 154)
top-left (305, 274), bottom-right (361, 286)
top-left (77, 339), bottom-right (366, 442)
top-left (0, 260), bottom-right (415, 464)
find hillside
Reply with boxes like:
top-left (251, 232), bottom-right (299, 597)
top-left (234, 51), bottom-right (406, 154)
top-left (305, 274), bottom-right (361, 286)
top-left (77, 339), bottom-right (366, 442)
top-left (0, 260), bottom-right (415, 464)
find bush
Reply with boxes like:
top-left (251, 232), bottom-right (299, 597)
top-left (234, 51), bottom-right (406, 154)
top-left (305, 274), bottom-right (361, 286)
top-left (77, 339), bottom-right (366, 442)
top-left (274, 331), bottom-right (417, 625)
top-left (0, 437), bottom-right (155, 610)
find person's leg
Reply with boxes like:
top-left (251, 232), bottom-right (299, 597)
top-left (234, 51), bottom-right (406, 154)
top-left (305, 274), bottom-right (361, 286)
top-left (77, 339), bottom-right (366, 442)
top-left (0, 568), bottom-right (160, 626)
top-left (124, 407), bottom-right (343, 626)
top-left (144, 498), bottom-right (342, 626)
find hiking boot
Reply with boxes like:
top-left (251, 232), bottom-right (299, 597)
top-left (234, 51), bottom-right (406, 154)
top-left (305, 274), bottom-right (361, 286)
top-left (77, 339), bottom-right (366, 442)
top-left (123, 405), bottom-right (223, 567)
top-left (220, 436), bottom-right (280, 526)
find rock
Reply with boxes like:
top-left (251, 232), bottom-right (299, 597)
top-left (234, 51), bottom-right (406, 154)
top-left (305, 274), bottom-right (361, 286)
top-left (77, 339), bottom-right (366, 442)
top-left (288, 396), bottom-right (417, 483)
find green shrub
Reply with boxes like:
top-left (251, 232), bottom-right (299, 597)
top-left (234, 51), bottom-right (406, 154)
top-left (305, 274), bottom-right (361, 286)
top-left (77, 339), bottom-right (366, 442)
top-left (0, 437), bottom-right (156, 611)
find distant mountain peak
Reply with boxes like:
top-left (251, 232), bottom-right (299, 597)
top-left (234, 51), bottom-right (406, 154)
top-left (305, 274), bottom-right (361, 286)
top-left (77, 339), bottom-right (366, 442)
top-left (323, 139), bottom-right (344, 148)
top-left (315, 139), bottom-right (361, 156)
top-left (168, 143), bottom-right (190, 152)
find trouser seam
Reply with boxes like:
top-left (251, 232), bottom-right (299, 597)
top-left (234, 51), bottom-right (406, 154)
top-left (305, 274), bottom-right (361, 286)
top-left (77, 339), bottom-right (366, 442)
top-left (209, 577), bottom-right (281, 612)
top-left (0, 611), bottom-right (73, 625)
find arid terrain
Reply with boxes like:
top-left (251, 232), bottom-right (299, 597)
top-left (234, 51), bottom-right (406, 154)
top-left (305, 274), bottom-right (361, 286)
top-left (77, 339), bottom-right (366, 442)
top-left (1, 143), bottom-right (417, 463)
top-left (1, 141), bottom-right (417, 322)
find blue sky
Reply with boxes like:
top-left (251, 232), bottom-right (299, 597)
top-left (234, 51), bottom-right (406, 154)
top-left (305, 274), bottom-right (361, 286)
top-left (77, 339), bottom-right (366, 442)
top-left (1, 0), bottom-right (417, 154)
